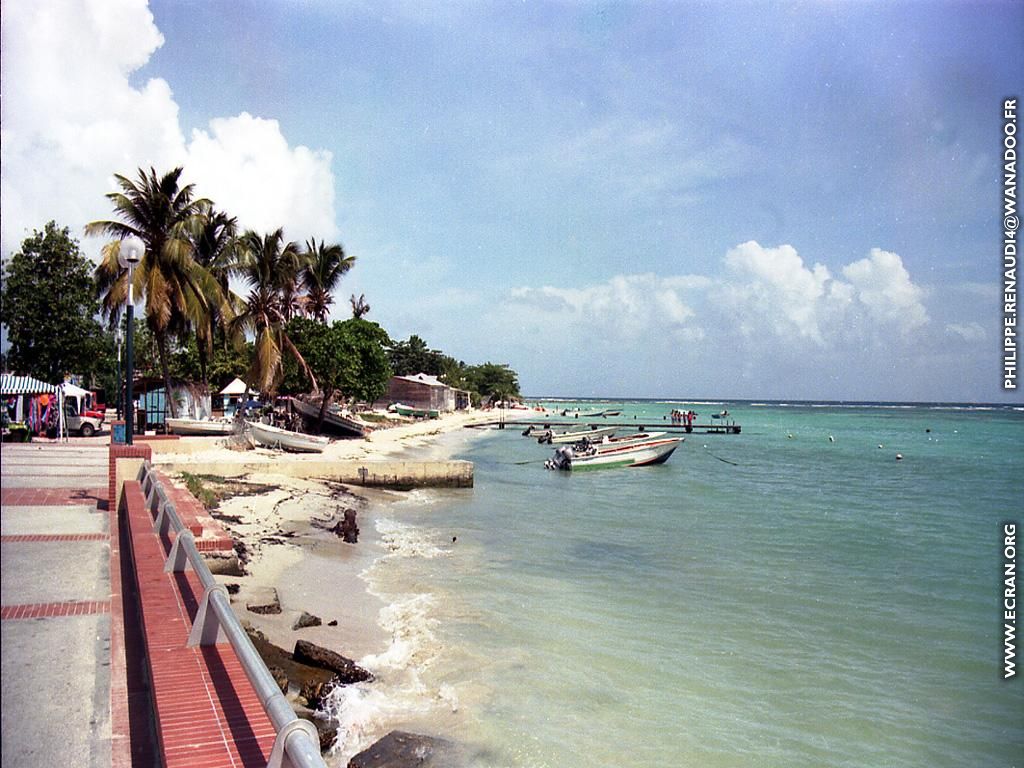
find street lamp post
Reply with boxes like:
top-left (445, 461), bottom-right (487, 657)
top-left (115, 325), bottom-right (123, 420)
top-left (117, 236), bottom-right (144, 445)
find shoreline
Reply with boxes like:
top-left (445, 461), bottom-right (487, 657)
top-left (156, 409), bottom-right (499, 762)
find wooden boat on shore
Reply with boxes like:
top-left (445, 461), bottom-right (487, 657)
top-left (166, 417), bottom-right (236, 436)
top-left (247, 420), bottom-right (331, 453)
top-left (546, 436), bottom-right (682, 471)
top-left (391, 403), bottom-right (440, 419)
top-left (290, 397), bottom-right (371, 437)
top-left (534, 425), bottom-right (618, 444)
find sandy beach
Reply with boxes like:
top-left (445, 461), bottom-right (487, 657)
top-left (152, 409), bottom-right (505, 760)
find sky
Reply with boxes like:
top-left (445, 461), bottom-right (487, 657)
top-left (2, 0), bottom-right (1022, 402)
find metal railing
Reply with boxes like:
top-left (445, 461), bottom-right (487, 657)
top-left (136, 461), bottom-right (327, 768)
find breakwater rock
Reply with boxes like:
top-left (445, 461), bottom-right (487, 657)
top-left (347, 730), bottom-right (454, 768)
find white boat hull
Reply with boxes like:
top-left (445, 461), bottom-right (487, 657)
top-left (166, 417), bottom-right (236, 436)
top-left (585, 431), bottom-right (670, 452)
top-left (247, 420), bottom-right (331, 453)
top-left (551, 437), bottom-right (681, 470)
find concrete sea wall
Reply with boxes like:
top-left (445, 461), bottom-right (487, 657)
top-left (156, 458), bottom-right (474, 489)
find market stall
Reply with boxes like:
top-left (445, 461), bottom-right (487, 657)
top-left (1, 374), bottom-right (59, 441)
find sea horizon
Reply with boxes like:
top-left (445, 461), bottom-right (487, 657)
top-left (523, 395), bottom-right (1024, 410)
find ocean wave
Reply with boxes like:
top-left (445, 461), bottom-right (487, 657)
top-left (376, 517), bottom-right (450, 559)
top-left (389, 488), bottom-right (441, 507)
top-left (323, 591), bottom-right (454, 760)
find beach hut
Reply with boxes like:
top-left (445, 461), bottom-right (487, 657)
top-left (375, 373), bottom-right (457, 413)
top-left (219, 377), bottom-right (258, 416)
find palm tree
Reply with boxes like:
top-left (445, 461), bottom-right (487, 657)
top-left (87, 167), bottom-right (216, 416)
top-left (350, 293), bottom-right (371, 319)
top-left (189, 206), bottom-right (240, 385)
top-left (231, 228), bottom-right (317, 394)
top-left (302, 238), bottom-right (354, 323)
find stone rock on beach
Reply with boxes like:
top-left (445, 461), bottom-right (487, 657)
top-left (330, 508), bottom-right (360, 543)
top-left (292, 610), bottom-right (322, 630)
top-left (246, 586), bottom-right (282, 615)
top-left (347, 730), bottom-right (454, 768)
top-left (293, 639), bottom-right (373, 684)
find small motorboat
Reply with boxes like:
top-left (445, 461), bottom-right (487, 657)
top-left (572, 431), bottom-right (672, 453)
top-left (541, 425), bottom-right (618, 444)
top-left (546, 436), bottom-right (682, 471)
top-left (290, 397), bottom-right (371, 437)
top-left (247, 420), bottom-right (331, 453)
top-left (166, 417), bottom-right (236, 436)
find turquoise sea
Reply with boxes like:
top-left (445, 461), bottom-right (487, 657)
top-left (328, 400), bottom-right (1024, 767)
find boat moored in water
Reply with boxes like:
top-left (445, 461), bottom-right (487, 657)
top-left (533, 425), bottom-right (618, 444)
top-left (573, 431), bottom-right (672, 452)
top-left (546, 436), bottom-right (682, 470)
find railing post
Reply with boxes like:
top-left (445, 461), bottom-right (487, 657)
top-left (164, 529), bottom-right (195, 573)
top-left (187, 583), bottom-right (230, 647)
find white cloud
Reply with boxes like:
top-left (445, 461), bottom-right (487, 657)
top-left (501, 242), bottom-right (931, 373)
top-left (509, 273), bottom-right (706, 341)
top-left (720, 241), bottom-right (837, 343)
top-left (945, 322), bottom-right (986, 342)
top-left (0, 0), bottom-right (336, 259)
top-left (184, 114), bottom-right (337, 240)
top-left (717, 241), bottom-right (928, 346)
top-left (841, 248), bottom-right (928, 331)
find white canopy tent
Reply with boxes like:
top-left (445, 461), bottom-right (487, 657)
top-left (0, 374), bottom-right (62, 439)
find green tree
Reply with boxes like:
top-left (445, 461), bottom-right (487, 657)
top-left (302, 238), bottom-right (355, 323)
top-left (388, 334), bottom-right (445, 377)
top-left (336, 318), bottom-right (392, 404)
top-left (232, 228), bottom-right (315, 395)
top-left (86, 167), bottom-right (229, 416)
top-left (464, 362), bottom-right (520, 404)
top-left (0, 221), bottom-right (107, 382)
top-left (349, 293), bottom-right (371, 319)
top-left (189, 206), bottom-right (240, 385)
top-left (287, 316), bottom-right (391, 412)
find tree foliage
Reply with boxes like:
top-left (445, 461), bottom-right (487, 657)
top-left (463, 362), bottom-right (520, 403)
top-left (0, 221), bottom-right (107, 382)
top-left (86, 167), bottom-right (229, 415)
top-left (286, 317), bottom-right (392, 404)
top-left (388, 334), bottom-right (445, 377)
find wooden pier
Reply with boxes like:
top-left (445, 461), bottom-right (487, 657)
top-left (467, 419), bottom-right (741, 434)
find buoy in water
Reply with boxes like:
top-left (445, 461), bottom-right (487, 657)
top-left (828, 435), bottom-right (835, 443)
top-left (895, 453), bottom-right (903, 461)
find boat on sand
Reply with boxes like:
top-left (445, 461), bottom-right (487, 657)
top-left (166, 417), bottom-right (236, 436)
top-left (290, 397), bottom-right (371, 437)
top-left (247, 420), bottom-right (331, 453)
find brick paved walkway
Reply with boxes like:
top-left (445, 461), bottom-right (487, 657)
top-left (0, 443), bottom-right (123, 767)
